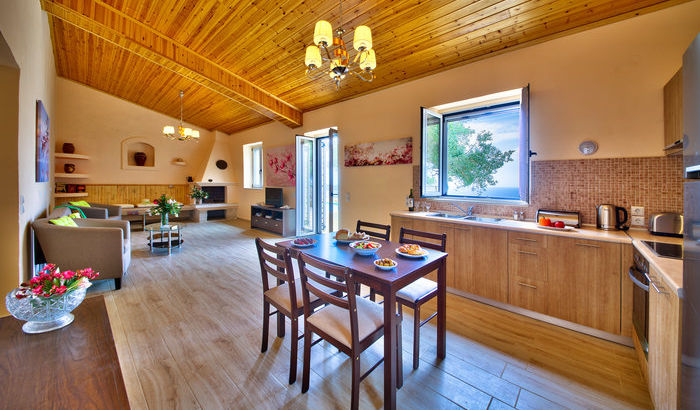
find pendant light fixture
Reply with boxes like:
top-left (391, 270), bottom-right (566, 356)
top-left (304, 0), bottom-right (376, 90)
top-left (162, 90), bottom-right (200, 142)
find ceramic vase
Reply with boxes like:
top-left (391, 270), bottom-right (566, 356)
top-left (62, 143), bottom-right (75, 154)
top-left (134, 152), bottom-right (147, 166)
top-left (64, 163), bottom-right (75, 173)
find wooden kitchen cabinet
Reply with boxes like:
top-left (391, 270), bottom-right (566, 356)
top-left (546, 237), bottom-right (621, 334)
top-left (454, 227), bottom-right (508, 303)
top-left (648, 266), bottom-right (681, 410)
top-left (508, 232), bottom-right (549, 314)
top-left (663, 69), bottom-right (683, 150)
top-left (390, 216), bottom-right (413, 242)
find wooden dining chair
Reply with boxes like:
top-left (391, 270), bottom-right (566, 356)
top-left (298, 253), bottom-right (402, 409)
top-left (356, 220), bottom-right (391, 241)
top-left (255, 238), bottom-right (329, 384)
top-left (396, 227), bottom-right (446, 370)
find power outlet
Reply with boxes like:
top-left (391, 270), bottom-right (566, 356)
top-left (631, 206), bottom-right (644, 216)
top-left (631, 216), bottom-right (645, 226)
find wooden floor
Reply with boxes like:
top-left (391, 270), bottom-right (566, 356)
top-left (92, 219), bottom-right (652, 409)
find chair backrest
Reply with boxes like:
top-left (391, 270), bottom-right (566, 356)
top-left (297, 253), bottom-right (360, 346)
top-left (399, 227), bottom-right (447, 252)
top-left (356, 220), bottom-right (391, 241)
top-left (255, 238), bottom-right (296, 308)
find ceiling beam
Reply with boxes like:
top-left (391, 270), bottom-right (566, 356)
top-left (40, 0), bottom-right (303, 128)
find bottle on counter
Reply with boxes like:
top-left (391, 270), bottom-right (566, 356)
top-left (407, 189), bottom-right (414, 211)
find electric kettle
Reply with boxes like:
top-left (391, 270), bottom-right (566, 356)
top-left (596, 204), bottom-right (629, 230)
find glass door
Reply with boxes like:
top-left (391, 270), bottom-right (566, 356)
top-left (296, 130), bottom-right (338, 235)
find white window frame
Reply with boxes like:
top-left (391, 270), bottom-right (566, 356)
top-left (243, 142), bottom-right (263, 189)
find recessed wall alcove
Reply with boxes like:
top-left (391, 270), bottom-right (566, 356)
top-left (121, 137), bottom-right (156, 170)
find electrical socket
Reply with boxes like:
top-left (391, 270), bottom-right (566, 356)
top-left (631, 206), bottom-right (644, 216)
top-left (631, 216), bottom-right (645, 226)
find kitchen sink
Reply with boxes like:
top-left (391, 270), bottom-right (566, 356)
top-left (463, 216), bottom-right (502, 223)
top-left (426, 212), bottom-right (465, 219)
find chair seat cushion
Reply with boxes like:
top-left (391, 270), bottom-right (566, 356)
top-left (264, 281), bottom-right (335, 313)
top-left (307, 297), bottom-right (383, 348)
top-left (397, 277), bottom-right (437, 304)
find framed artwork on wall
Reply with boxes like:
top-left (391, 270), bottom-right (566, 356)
top-left (266, 144), bottom-right (296, 187)
top-left (35, 100), bottom-right (50, 182)
top-left (344, 137), bottom-right (413, 167)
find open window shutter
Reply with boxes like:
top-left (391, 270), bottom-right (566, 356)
top-left (518, 85), bottom-right (530, 202)
top-left (421, 107), bottom-right (442, 197)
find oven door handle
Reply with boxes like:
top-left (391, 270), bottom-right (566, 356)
top-left (628, 267), bottom-right (650, 292)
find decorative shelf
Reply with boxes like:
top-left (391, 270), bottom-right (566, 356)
top-left (55, 153), bottom-right (90, 160)
top-left (54, 192), bottom-right (89, 198)
top-left (55, 173), bottom-right (89, 179)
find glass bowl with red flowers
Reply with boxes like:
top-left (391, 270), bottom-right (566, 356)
top-left (5, 264), bottom-right (99, 334)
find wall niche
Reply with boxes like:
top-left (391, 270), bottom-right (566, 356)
top-left (122, 138), bottom-right (156, 170)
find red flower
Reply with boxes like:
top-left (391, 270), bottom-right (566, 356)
top-left (62, 270), bottom-right (75, 280)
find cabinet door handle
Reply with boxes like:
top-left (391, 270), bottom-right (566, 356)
top-left (516, 237), bottom-right (537, 242)
top-left (645, 272), bottom-right (669, 295)
top-left (518, 282), bottom-right (537, 289)
top-left (575, 243), bottom-right (600, 248)
top-left (518, 250), bottom-right (538, 256)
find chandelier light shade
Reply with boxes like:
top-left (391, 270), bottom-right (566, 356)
top-left (305, 0), bottom-right (376, 89)
top-left (353, 25), bottom-right (372, 51)
top-left (313, 20), bottom-right (333, 46)
top-left (162, 91), bottom-right (200, 142)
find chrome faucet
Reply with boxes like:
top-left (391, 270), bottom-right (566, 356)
top-left (454, 204), bottom-right (474, 216)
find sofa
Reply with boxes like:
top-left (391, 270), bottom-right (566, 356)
top-left (69, 202), bottom-right (123, 220)
top-left (31, 209), bottom-right (131, 289)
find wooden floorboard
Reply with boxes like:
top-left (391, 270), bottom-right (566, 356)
top-left (88, 219), bottom-right (651, 409)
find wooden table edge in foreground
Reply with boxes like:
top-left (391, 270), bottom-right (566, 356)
top-left (276, 234), bottom-right (447, 410)
top-left (0, 295), bottom-right (130, 409)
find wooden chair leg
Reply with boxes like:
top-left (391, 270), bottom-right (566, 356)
top-left (369, 288), bottom-right (376, 302)
top-left (351, 354), bottom-right (361, 410)
top-left (289, 317), bottom-right (298, 384)
top-left (302, 329), bottom-right (312, 393)
top-left (413, 305), bottom-right (421, 370)
top-left (277, 311), bottom-right (285, 338)
top-left (396, 316), bottom-right (403, 389)
top-left (261, 301), bottom-right (270, 353)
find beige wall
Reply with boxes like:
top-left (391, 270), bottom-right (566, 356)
top-left (0, 0), bottom-right (57, 315)
top-left (55, 78), bottom-right (216, 185)
top-left (230, 1), bottom-right (700, 229)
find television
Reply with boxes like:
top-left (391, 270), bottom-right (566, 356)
top-left (265, 187), bottom-right (283, 208)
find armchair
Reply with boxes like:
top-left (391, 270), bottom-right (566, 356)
top-left (70, 203), bottom-right (123, 220)
top-left (31, 218), bottom-right (131, 289)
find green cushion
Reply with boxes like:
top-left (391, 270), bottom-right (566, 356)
top-left (69, 200), bottom-right (90, 207)
top-left (49, 215), bottom-right (79, 227)
top-left (69, 212), bottom-right (82, 219)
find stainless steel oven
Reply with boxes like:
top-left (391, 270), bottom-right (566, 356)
top-left (629, 248), bottom-right (650, 357)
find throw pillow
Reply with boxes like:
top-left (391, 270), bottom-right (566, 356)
top-left (69, 200), bottom-right (90, 207)
top-left (49, 215), bottom-right (79, 227)
top-left (69, 212), bottom-right (82, 219)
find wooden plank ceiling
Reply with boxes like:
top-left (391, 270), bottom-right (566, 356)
top-left (43, 0), bottom-right (688, 134)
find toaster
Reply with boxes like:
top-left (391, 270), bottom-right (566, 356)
top-left (648, 213), bottom-right (684, 237)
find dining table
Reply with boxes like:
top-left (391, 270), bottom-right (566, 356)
top-left (276, 233), bottom-right (448, 410)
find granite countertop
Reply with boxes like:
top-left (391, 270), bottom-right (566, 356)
top-left (390, 211), bottom-right (632, 243)
top-left (626, 229), bottom-right (683, 295)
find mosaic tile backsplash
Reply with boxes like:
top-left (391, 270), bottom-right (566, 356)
top-left (412, 156), bottom-right (684, 226)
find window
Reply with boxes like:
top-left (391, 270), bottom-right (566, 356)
top-left (421, 87), bottom-right (530, 203)
top-left (243, 142), bottom-right (263, 189)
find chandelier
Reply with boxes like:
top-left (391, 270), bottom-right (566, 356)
top-left (162, 90), bottom-right (200, 142)
top-left (304, 0), bottom-right (376, 90)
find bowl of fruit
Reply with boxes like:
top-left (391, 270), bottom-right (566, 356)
top-left (536, 217), bottom-right (574, 231)
top-left (349, 240), bottom-right (382, 256)
top-left (293, 237), bottom-right (317, 248)
top-left (374, 258), bottom-right (397, 271)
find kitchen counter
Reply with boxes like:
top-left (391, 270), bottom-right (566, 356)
top-left (390, 211), bottom-right (632, 243)
top-left (626, 229), bottom-right (683, 295)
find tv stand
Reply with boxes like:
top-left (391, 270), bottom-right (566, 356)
top-left (251, 205), bottom-right (296, 236)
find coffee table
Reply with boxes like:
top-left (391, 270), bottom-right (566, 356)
top-left (146, 223), bottom-right (183, 255)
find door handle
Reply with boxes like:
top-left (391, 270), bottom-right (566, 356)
top-left (575, 243), bottom-right (600, 248)
top-left (517, 282), bottom-right (537, 289)
top-left (518, 250), bottom-right (538, 256)
top-left (628, 267), bottom-right (649, 292)
top-left (515, 237), bottom-right (537, 242)
top-left (644, 272), bottom-right (669, 295)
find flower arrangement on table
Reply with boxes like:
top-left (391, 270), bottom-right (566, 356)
top-left (190, 186), bottom-right (208, 204)
top-left (5, 264), bottom-right (100, 333)
top-left (149, 194), bottom-right (182, 226)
